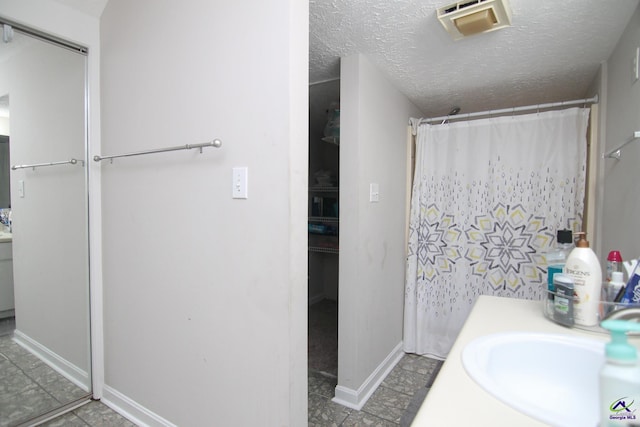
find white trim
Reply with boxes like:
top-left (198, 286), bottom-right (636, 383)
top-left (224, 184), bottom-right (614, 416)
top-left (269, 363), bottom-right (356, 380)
top-left (13, 330), bottom-right (90, 391)
top-left (102, 385), bottom-right (178, 427)
top-left (332, 341), bottom-right (404, 410)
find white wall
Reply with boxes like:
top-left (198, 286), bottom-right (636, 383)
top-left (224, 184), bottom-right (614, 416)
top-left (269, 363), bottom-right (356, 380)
top-left (0, 117), bottom-right (9, 135)
top-left (0, 4), bottom-right (91, 387)
top-left (602, 4), bottom-right (640, 262)
top-left (100, 1), bottom-right (308, 425)
top-left (337, 54), bottom-right (422, 406)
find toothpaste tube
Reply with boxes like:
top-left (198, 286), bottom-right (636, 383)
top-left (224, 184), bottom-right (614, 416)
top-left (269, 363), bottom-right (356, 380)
top-left (621, 260), bottom-right (640, 304)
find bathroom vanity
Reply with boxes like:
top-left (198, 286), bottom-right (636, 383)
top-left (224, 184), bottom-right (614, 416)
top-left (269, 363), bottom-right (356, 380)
top-left (412, 295), bottom-right (638, 426)
top-left (0, 228), bottom-right (13, 318)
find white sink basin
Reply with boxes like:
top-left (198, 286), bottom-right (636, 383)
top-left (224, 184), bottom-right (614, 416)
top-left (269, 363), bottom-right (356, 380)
top-left (462, 332), bottom-right (604, 427)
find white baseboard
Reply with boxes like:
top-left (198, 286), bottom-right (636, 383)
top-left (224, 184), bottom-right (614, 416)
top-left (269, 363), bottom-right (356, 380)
top-left (332, 341), bottom-right (404, 410)
top-left (12, 329), bottom-right (90, 392)
top-left (102, 384), bottom-right (177, 427)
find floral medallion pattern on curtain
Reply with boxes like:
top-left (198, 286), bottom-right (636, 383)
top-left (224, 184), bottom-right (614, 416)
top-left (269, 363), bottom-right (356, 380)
top-left (404, 108), bottom-right (589, 359)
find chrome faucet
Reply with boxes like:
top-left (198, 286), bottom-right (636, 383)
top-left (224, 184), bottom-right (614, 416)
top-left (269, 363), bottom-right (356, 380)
top-left (603, 307), bottom-right (640, 322)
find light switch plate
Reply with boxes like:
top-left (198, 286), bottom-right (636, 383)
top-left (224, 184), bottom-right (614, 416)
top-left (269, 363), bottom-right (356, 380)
top-left (369, 183), bottom-right (379, 202)
top-left (633, 46), bottom-right (639, 84)
top-left (232, 167), bottom-right (248, 199)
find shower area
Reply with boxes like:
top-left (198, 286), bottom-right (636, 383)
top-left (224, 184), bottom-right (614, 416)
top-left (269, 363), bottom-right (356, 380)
top-left (308, 78), bottom-right (340, 377)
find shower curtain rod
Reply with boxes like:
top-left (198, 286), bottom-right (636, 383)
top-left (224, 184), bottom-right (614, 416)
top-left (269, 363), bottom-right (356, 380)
top-left (419, 95), bottom-right (599, 125)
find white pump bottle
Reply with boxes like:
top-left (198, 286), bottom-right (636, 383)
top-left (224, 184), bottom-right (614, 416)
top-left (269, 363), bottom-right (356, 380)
top-left (563, 231), bottom-right (602, 326)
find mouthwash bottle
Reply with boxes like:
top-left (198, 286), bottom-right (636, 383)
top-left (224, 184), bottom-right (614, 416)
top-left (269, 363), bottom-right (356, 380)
top-left (545, 229), bottom-right (573, 313)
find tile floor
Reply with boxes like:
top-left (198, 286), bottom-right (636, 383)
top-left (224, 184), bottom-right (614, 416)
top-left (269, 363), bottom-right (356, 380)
top-left (308, 353), bottom-right (442, 427)
top-left (37, 354), bottom-right (441, 427)
top-left (0, 332), bottom-right (92, 426)
top-left (35, 354), bottom-right (439, 427)
top-left (2, 299), bottom-right (441, 426)
top-left (38, 401), bottom-right (136, 427)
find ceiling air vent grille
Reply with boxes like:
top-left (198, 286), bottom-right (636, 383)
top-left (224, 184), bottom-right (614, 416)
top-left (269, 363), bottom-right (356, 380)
top-left (437, 0), bottom-right (512, 41)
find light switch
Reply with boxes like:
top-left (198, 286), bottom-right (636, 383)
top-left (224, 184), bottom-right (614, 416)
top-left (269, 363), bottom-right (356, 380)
top-left (369, 183), bottom-right (379, 202)
top-left (634, 46), bottom-right (640, 83)
top-left (232, 167), bottom-right (248, 199)
top-left (18, 180), bottom-right (24, 198)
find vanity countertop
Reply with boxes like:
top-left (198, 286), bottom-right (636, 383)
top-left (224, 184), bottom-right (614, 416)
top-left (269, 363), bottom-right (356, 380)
top-left (412, 295), bottom-right (630, 427)
top-left (0, 227), bottom-right (11, 243)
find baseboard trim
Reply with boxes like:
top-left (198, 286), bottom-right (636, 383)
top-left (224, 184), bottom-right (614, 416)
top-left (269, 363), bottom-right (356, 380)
top-left (332, 341), bottom-right (404, 410)
top-left (102, 384), bottom-right (178, 427)
top-left (13, 329), bottom-right (90, 392)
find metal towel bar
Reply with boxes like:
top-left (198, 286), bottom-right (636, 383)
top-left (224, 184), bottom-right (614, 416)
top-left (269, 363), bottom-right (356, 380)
top-left (12, 158), bottom-right (84, 171)
top-left (93, 139), bottom-right (222, 163)
top-left (603, 131), bottom-right (640, 159)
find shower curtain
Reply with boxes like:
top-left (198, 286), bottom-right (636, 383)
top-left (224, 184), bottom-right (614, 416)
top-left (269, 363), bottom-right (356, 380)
top-left (404, 108), bottom-right (590, 359)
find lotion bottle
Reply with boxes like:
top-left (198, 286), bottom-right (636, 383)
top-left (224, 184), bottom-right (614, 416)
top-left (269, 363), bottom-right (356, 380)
top-left (564, 231), bottom-right (602, 326)
top-left (600, 320), bottom-right (640, 426)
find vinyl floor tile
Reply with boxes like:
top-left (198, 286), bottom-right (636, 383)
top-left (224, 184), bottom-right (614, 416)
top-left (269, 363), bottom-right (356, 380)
top-left (73, 401), bottom-right (137, 427)
top-left (308, 391), bottom-right (352, 426)
top-left (381, 365), bottom-right (430, 396)
top-left (309, 370), bottom-right (338, 399)
top-left (360, 385), bottom-right (413, 424)
top-left (342, 410), bottom-right (399, 427)
top-left (0, 386), bottom-right (61, 427)
top-left (40, 412), bottom-right (89, 427)
top-left (395, 353), bottom-right (442, 377)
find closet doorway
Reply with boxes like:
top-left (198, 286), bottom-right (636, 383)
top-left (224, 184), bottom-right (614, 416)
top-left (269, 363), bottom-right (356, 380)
top-left (308, 79), bottom-right (340, 379)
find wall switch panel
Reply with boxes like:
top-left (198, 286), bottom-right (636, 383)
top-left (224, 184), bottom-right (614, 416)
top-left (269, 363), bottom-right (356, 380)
top-left (634, 46), bottom-right (639, 84)
top-left (369, 183), bottom-right (379, 202)
top-left (232, 167), bottom-right (248, 199)
top-left (18, 180), bottom-right (24, 198)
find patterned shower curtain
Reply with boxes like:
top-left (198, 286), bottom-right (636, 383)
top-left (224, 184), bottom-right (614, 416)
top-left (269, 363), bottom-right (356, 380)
top-left (404, 108), bottom-right (590, 359)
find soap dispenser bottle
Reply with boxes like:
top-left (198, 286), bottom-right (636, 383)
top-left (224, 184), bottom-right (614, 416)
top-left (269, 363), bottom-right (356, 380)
top-left (564, 231), bottom-right (602, 326)
top-left (600, 319), bottom-right (640, 426)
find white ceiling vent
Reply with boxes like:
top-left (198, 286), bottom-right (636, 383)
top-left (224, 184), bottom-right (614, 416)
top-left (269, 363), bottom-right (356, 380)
top-left (437, 0), bottom-right (512, 41)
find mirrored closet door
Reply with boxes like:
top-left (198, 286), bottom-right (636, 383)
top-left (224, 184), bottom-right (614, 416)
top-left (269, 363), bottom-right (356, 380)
top-left (0, 20), bottom-right (91, 426)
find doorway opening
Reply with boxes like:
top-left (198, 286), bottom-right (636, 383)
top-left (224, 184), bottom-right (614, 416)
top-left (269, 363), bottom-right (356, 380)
top-left (308, 78), bottom-right (340, 379)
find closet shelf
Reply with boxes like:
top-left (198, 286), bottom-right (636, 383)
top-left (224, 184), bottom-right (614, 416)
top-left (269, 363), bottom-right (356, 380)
top-left (309, 246), bottom-right (339, 255)
top-left (321, 136), bottom-right (340, 146)
top-left (309, 186), bottom-right (338, 192)
top-left (309, 216), bottom-right (339, 223)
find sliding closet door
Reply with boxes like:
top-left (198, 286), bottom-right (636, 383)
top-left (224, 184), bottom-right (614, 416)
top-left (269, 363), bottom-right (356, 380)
top-left (0, 21), bottom-right (91, 425)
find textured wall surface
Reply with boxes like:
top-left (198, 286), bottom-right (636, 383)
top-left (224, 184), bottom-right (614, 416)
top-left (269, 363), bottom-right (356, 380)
top-left (310, 0), bottom-right (639, 117)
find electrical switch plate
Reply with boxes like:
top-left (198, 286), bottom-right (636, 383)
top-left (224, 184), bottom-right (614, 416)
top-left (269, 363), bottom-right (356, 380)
top-left (18, 180), bottom-right (24, 198)
top-left (232, 167), bottom-right (248, 199)
top-left (634, 46), bottom-right (639, 83)
top-left (369, 183), bottom-right (379, 202)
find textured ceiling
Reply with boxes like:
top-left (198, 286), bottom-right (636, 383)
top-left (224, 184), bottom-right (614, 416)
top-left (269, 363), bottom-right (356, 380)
top-left (51, 0), bottom-right (108, 17)
top-left (310, 0), bottom-right (640, 117)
